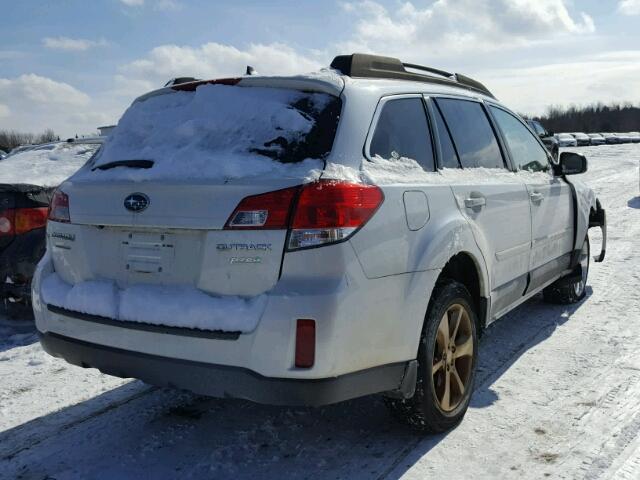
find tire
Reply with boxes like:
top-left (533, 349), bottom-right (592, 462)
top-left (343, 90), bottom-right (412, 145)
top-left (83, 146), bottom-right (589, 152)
top-left (385, 280), bottom-right (478, 433)
top-left (543, 236), bottom-right (590, 304)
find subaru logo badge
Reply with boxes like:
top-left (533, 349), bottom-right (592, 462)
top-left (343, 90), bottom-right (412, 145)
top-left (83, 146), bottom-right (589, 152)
top-left (124, 193), bottom-right (150, 213)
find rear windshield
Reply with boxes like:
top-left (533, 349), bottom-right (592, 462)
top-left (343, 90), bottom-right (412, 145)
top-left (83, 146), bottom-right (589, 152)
top-left (87, 84), bottom-right (341, 181)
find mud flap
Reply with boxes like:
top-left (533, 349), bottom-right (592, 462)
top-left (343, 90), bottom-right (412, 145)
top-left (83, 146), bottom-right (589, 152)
top-left (384, 359), bottom-right (418, 399)
top-left (589, 201), bottom-right (606, 263)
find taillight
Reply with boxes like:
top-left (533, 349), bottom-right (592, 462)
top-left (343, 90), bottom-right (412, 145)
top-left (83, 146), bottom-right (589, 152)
top-left (288, 181), bottom-right (384, 250)
top-left (224, 180), bottom-right (384, 250)
top-left (0, 207), bottom-right (49, 236)
top-left (15, 208), bottom-right (49, 234)
top-left (48, 190), bottom-right (70, 223)
top-left (225, 186), bottom-right (300, 229)
top-left (0, 209), bottom-right (15, 236)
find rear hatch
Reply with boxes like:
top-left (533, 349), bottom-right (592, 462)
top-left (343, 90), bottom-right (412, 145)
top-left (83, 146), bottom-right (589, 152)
top-left (50, 80), bottom-right (342, 298)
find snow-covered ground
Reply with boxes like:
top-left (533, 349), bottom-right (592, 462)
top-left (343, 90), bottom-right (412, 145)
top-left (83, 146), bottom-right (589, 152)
top-left (0, 144), bottom-right (639, 479)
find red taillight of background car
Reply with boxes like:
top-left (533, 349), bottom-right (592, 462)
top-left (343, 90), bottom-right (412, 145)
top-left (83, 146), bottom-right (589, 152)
top-left (0, 207), bottom-right (49, 236)
top-left (288, 180), bottom-right (384, 250)
top-left (224, 180), bottom-right (384, 250)
top-left (15, 207), bottom-right (49, 234)
top-left (225, 186), bottom-right (300, 229)
top-left (48, 190), bottom-right (70, 223)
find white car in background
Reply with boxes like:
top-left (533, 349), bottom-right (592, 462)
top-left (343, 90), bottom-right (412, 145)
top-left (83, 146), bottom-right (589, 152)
top-left (601, 133), bottom-right (621, 144)
top-left (555, 133), bottom-right (578, 147)
top-left (615, 133), bottom-right (632, 143)
top-left (627, 132), bottom-right (640, 143)
top-left (33, 53), bottom-right (607, 433)
top-left (571, 132), bottom-right (591, 146)
top-left (587, 133), bottom-right (606, 145)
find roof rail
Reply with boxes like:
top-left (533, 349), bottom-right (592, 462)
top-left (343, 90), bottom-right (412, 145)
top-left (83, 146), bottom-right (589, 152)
top-left (330, 53), bottom-right (495, 98)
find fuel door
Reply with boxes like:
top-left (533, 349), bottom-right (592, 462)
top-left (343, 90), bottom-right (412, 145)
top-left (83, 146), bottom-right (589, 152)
top-left (403, 190), bottom-right (430, 231)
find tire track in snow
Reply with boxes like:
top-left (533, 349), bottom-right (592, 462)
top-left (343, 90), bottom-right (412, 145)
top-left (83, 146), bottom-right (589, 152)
top-left (0, 385), bottom-right (158, 461)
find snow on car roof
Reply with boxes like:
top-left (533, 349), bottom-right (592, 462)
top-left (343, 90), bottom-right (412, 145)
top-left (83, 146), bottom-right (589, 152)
top-left (0, 142), bottom-right (101, 187)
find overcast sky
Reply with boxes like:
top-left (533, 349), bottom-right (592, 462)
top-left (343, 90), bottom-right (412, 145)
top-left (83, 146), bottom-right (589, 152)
top-left (1, 0), bottom-right (640, 137)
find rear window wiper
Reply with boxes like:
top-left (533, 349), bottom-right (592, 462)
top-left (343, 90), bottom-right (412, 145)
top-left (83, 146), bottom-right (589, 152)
top-left (93, 159), bottom-right (154, 171)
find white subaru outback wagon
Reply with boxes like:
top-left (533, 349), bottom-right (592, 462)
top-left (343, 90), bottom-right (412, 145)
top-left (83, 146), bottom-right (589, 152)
top-left (33, 54), bottom-right (606, 432)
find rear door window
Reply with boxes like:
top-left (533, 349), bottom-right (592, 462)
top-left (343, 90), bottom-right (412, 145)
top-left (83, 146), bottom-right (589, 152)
top-left (489, 106), bottom-right (550, 172)
top-left (369, 97), bottom-right (435, 171)
top-left (435, 98), bottom-right (504, 169)
top-left (431, 103), bottom-right (460, 169)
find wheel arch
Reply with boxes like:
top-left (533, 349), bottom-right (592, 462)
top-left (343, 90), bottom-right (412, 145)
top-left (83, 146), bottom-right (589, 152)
top-left (437, 251), bottom-right (489, 333)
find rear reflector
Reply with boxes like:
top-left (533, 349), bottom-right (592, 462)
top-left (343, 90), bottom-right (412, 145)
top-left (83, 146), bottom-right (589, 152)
top-left (0, 210), bottom-right (15, 236)
top-left (48, 190), bottom-right (70, 223)
top-left (295, 319), bottom-right (316, 368)
top-left (225, 186), bottom-right (300, 229)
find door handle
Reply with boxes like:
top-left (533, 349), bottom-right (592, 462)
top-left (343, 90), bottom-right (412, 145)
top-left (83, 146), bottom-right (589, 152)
top-left (530, 192), bottom-right (544, 203)
top-left (464, 196), bottom-right (486, 209)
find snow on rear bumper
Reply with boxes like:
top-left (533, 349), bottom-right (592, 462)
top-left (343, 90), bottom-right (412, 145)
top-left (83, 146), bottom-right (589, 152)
top-left (39, 271), bottom-right (267, 333)
top-left (33, 242), bottom-right (437, 382)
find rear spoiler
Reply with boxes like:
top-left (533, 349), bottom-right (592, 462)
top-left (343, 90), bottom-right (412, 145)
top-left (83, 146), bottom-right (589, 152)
top-left (133, 73), bottom-right (345, 105)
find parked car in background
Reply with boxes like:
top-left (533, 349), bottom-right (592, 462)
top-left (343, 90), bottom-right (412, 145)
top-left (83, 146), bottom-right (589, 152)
top-left (628, 132), bottom-right (640, 143)
top-left (601, 133), bottom-right (621, 144)
top-left (7, 144), bottom-right (37, 156)
top-left (555, 133), bottom-right (578, 147)
top-left (615, 133), bottom-right (633, 143)
top-left (571, 133), bottom-right (591, 146)
top-left (33, 53), bottom-right (607, 433)
top-left (587, 133), bottom-right (606, 145)
top-left (0, 139), bottom-right (102, 302)
top-left (525, 119), bottom-right (559, 159)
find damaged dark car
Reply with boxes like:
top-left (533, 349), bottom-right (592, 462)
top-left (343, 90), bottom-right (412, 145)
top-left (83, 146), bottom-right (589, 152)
top-left (0, 140), bottom-right (102, 304)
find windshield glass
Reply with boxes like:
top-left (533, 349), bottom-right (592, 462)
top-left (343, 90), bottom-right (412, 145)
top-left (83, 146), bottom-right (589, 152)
top-left (87, 84), bottom-right (341, 182)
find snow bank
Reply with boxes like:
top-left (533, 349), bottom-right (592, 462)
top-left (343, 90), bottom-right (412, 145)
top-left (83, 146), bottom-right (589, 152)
top-left (80, 84), bottom-right (334, 182)
top-left (40, 272), bottom-right (267, 333)
top-left (0, 143), bottom-right (100, 187)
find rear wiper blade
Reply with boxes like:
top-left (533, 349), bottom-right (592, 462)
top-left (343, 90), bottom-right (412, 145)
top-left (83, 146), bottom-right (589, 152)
top-left (93, 159), bottom-right (154, 171)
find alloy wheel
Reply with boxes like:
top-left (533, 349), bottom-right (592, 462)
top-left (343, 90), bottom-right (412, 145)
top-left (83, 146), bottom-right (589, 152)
top-left (432, 304), bottom-right (474, 412)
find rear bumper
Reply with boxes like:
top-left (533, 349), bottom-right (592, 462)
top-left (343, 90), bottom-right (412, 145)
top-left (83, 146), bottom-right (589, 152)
top-left (38, 330), bottom-right (412, 406)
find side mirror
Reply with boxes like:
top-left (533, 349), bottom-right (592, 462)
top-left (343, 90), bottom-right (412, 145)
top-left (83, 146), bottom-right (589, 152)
top-left (554, 151), bottom-right (587, 176)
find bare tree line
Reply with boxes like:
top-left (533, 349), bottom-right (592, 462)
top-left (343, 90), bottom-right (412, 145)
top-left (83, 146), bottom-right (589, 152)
top-left (534, 103), bottom-right (640, 133)
top-left (0, 129), bottom-right (58, 152)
